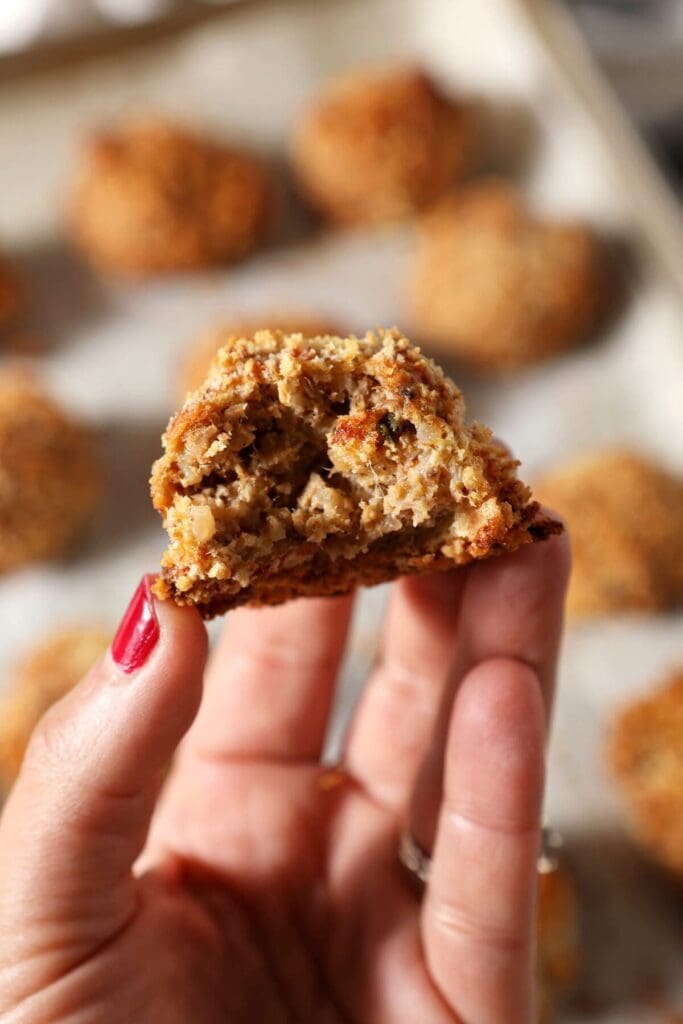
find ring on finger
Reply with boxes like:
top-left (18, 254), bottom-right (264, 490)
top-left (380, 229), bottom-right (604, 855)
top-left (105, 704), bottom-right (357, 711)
top-left (399, 825), bottom-right (564, 891)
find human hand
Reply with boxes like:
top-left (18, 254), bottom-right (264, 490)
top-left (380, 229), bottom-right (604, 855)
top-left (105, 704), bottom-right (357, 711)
top-left (0, 531), bottom-right (569, 1024)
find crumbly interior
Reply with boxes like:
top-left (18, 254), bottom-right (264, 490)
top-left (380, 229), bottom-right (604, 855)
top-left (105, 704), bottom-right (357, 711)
top-left (609, 672), bottom-right (683, 878)
top-left (152, 329), bottom-right (556, 616)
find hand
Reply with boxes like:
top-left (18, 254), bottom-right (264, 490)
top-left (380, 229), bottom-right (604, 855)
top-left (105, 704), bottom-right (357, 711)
top-left (0, 532), bottom-right (569, 1024)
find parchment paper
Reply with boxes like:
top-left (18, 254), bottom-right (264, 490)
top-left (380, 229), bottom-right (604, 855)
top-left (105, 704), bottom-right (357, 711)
top-left (0, 0), bottom-right (682, 1017)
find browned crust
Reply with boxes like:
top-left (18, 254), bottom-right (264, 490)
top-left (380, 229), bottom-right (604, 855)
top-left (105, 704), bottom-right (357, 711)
top-left (290, 65), bottom-right (477, 225)
top-left (178, 315), bottom-right (343, 401)
top-left (154, 506), bottom-right (559, 618)
top-left (0, 371), bottom-right (100, 572)
top-left (536, 449), bottom-right (683, 617)
top-left (151, 327), bottom-right (561, 618)
top-left (409, 178), bottom-right (617, 371)
top-left (69, 116), bottom-right (273, 276)
top-left (0, 626), bottom-right (110, 791)
top-left (608, 670), bottom-right (683, 879)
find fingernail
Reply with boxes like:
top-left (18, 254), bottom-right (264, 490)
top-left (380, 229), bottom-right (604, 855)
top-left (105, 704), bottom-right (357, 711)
top-left (112, 575), bottom-right (160, 674)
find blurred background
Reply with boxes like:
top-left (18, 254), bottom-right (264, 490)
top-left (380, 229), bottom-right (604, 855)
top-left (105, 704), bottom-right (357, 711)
top-left (0, 2), bottom-right (682, 1022)
top-left (569, 0), bottom-right (683, 192)
top-left (1, 1), bottom-right (683, 190)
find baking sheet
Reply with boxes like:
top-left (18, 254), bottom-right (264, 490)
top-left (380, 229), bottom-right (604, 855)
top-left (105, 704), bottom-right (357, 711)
top-left (0, 0), bottom-right (682, 1017)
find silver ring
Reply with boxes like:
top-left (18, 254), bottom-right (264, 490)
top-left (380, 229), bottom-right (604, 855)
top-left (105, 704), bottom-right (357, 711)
top-left (399, 825), bottom-right (563, 888)
top-left (398, 829), bottom-right (432, 885)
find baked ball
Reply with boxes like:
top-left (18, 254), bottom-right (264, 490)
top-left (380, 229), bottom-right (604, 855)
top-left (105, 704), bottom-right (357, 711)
top-left (0, 626), bottom-right (110, 791)
top-left (409, 179), bottom-right (615, 370)
top-left (0, 255), bottom-right (24, 331)
top-left (290, 66), bottom-right (476, 225)
top-left (608, 669), bottom-right (683, 878)
top-left (0, 372), bottom-right (100, 572)
top-left (178, 314), bottom-right (342, 399)
top-left (537, 861), bottom-right (580, 1022)
top-left (69, 117), bottom-right (272, 275)
top-left (536, 449), bottom-right (683, 617)
top-left (151, 327), bottom-right (560, 617)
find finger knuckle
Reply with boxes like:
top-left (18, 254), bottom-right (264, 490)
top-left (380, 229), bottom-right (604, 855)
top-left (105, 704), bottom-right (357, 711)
top-left (445, 804), bottom-right (539, 840)
top-left (375, 661), bottom-right (438, 720)
top-left (233, 641), bottom-right (330, 685)
top-left (429, 895), bottom-right (531, 955)
top-left (25, 699), bottom-right (79, 773)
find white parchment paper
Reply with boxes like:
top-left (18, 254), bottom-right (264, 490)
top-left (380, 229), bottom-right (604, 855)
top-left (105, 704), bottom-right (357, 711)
top-left (0, 0), bottom-right (682, 1016)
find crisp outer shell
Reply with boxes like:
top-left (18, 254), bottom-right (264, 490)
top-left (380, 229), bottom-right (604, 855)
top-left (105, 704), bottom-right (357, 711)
top-left (608, 670), bottom-right (683, 879)
top-left (291, 66), bottom-right (477, 225)
top-left (0, 371), bottom-right (100, 572)
top-left (536, 449), bottom-right (683, 617)
top-left (69, 117), bottom-right (272, 276)
top-left (409, 179), bottom-right (617, 370)
top-left (152, 327), bottom-right (561, 617)
top-left (0, 626), bottom-right (110, 792)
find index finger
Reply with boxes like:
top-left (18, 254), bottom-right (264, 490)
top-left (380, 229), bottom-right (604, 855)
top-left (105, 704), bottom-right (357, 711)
top-left (182, 594), bottom-right (354, 766)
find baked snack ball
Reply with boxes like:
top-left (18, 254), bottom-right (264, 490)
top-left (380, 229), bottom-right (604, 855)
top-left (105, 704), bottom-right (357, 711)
top-left (178, 315), bottom-right (341, 399)
top-left (0, 255), bottom-right (24, 331)
top-left (537, 862), bottom-right (580, 1023)
top-left (536, 449), bottom-right (683, 617)
top-left (0, 627), bottom-right (110, 791)
top-left (410, 179), bottom-right (615, 370)
top-left (0, 372), bottom-right (100, 572)
top-left (69, 117), bottom-right (272, 275)
top-left (290, 66), bottom-right (475, 225)
top-left (152, 327), bottom-right (559, 617)
top-left (608, 670), bottom-right (683, 879)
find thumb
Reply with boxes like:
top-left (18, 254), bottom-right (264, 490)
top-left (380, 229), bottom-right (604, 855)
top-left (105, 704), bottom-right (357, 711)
top-left (0, 575), bottom-right (207, 985)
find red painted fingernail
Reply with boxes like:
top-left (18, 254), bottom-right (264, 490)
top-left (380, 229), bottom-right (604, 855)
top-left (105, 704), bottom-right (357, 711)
top-left (112, 575), bottom-right (160, 674)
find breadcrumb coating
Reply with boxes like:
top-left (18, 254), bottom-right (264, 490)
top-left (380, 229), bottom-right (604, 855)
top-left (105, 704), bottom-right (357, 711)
top-left (608, 670), bottom-right (683, 879)
top-left (178, 315), bottom-right (342, 400)
top-left (290, 66), bottom-right (476, 225)
top-left (537, 863), bottom-right (580, 1022)
top-left (152, 327), bottom-right (559, 617)
top-left (69, 117), bottom-right (272, 275)
top-left (0, 626), bottom-right (110, 791)
top-left (0, 372), bottom-right (100, 572)
top-left (410, 179), bottom-right (616, 370)
top-left (536, 449), bottom-right (683, 617)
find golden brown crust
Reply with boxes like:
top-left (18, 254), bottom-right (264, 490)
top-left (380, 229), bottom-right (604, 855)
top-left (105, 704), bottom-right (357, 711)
top-left (290, 65), bottom-right (476, 225)
top-left (0, 371), bottom-right (100, 572)
top-left (0, 255), bottom-right (24, 331)
top-left (537, 863), bottom-right (580, 1022)
top-left (409, 179), bottom-right (616, 370)
top-left (151, 327), bottom-right (560, 617)
top-left (536, 449), bottom-right (683, 617)
top-left (69, 117), bottom-right (272, 276)
top-left (178, 315), bottom-right (342, 400)
top-left (0, 626), bottom-right (110, 791)
top-left (608, 670), bottom-right (683, 879)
